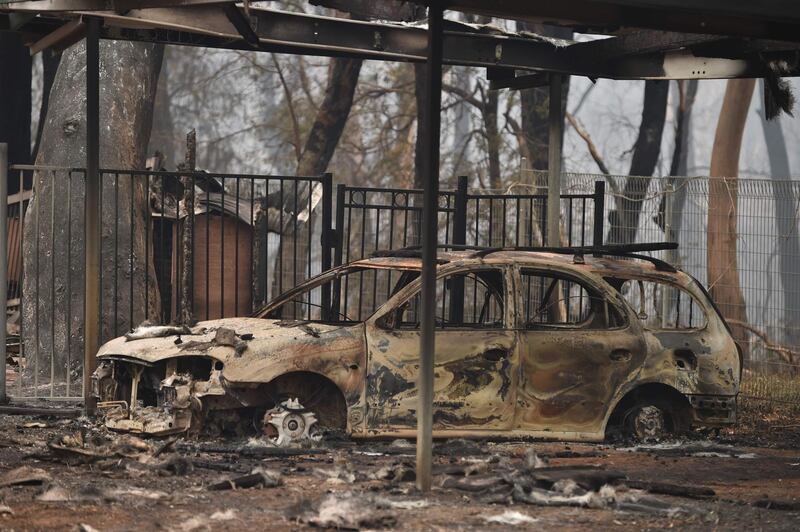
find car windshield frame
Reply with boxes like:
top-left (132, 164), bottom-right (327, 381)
top-left (253, 263), bottom-right (421, 323)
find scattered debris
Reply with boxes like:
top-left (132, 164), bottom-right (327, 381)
top-left (753, 498), bottom-right (800, 511)
top-left (313, 467), bottom-right (356, 484)
top-left (125, 323), bottom-right (191, 341)
top-left (620, 441), bottom-right (758, 459)
top-left (483, 510), bottom-right (538, 525)
top-left (298, 492), bottom-right (397, 530)
top-left (625, 479), bottom-right (716, 500)
top-left (176, 441), bottom-right (326, 458)
top-left (0, 504), bottom-right (13, 516)
top-left (373, 462), bottom-right (416, 483)
top-left (207, 468), bottom-right (282, 490)
top-left (0, 466), bottom-right (52, 488)
top-left (177, 508), bottom-right (238, 531)
top-left (42, 431), bottom-right (153, 464)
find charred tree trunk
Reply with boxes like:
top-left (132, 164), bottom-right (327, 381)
top-left (707, 79), bottom-right (753, 355)
top-left (179, 129), bottom-right (196, 325)
top-left (484, 89), bottom-right (501, 190)
top-left (0, 32), bottom-right (32, 186)
top-left (21, 41), bottom-right (163, 390)
top-left (607, 80), bottom-right (669, 245)
top-left (758, 82), bottom-right (800, 348)
top-left (272, 57), bottom-right (362, 297)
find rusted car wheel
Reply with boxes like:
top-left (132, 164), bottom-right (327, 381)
top-left (622, 399), bottom-right (689, 442)
top-left (261, 372), bottom-right (348, 444)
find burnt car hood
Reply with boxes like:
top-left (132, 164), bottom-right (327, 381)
top-left (96, 317), bottom-right (356, 372)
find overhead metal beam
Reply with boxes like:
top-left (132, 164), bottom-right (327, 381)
top-left (490, 72), bottom-right (550, 90)
top-left (0, 0), bottom-right (227, 11)
top-left (446, 0), bottom-right (800, 43)
top-left (563, 30), bottom-right (722, 60)
top-left (5, 6), bottom-right (800, 80)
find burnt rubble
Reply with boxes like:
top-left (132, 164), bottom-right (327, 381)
top-left (0, 412), bottom-right (798, 529)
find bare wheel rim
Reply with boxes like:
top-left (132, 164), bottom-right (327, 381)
top-left (631, 405), bottom-right (667, 440)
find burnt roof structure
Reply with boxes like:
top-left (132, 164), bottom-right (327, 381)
top-left (3, 0), bottom-right (800, 491)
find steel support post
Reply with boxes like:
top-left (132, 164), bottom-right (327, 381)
top-left (547, 73), bottom-right (563, 246)
top-left (0, 143), bottom-right (7, 404)
top-left (84, 18), bottom-right (100, 415)
top-left (417, 2), bottom-right (443, 493)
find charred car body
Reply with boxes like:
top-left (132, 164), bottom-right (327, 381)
top-left (92, 246), bottom-right (741, 442)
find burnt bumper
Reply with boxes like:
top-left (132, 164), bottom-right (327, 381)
top-left (688, 394), bottom-right (737, 425)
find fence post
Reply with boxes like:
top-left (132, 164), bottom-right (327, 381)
top-left (0, 144), bottom-right (7, 403)
top-left (84, 18), bottom-right (101, 414)
top-left (661, 181), bottom-right (676, 327)
top-left (592, 180), bottom-right (605, 255)
top-left (449, 176), bottom-right (468, 323)
top-left (320, 173), bottom-right (333, 320)
top-left (453, 175), bottom-right (468, 247)
top-left (331, 183), bottom-right (346, 319)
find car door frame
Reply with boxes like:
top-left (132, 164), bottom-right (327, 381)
top-left (362, 262), bottom-right (520, 437)
top-left (510, 264), bottom-right (647, 438)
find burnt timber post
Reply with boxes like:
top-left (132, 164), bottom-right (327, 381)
top-left (84, 17), bottom-right (100, 414)
top-left (547, 73), bottom-right (563, 246)
top-left (418, 2), bottom-right (444, 493)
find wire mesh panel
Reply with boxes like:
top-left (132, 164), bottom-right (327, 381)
top-left (562, 171), bottom-right (800, 407)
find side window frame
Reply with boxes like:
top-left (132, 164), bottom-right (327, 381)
top-left (514, 267), bottom-right (628, 331)
top-left (607, 276), bottom-right (709, 331)
top-left (374, 265), bottom-right (513, 331)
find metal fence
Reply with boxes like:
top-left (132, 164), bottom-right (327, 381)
top-left (4, 164), bottom-right (800, 410)
top-left (3, 166), bottom-right (332, 400)
top-left (549, 171), bottom-right (800, 408)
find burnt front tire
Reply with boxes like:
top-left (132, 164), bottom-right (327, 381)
top-left (622, 398), bottom-right (690, 442)
top-left (263, 372), bottom-right (348, 431)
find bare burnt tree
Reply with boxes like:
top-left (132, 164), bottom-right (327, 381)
top-left (607, 80), bottom-right (669, 244)
top-left (707, 79), bottom-right (754, 354)
top-left (21, 41), bottom-right (163, 386)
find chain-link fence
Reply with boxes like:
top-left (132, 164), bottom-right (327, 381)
top-left (547, 171), bottom-right (800, 412)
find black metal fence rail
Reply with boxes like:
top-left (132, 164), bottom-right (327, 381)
top-left (334, 176), bottom-right (606, 264)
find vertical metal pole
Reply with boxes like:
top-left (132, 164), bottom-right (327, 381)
top-left (662, 181), bottom-right (675, 327)
top-left (84, 18), bottom-right (100, 414)
top-left (417, 2), bottom-right (443, 493)
top-left (449, 176), bottom-right (467, 323)
top-left (320, 173), bottom-right (333, 320)
top-left (0, 144), bottom-right (7, 403)
top-left (547, 74), bottom-right (563, 246)
top-left (592, 180), bottom-right (605, 255)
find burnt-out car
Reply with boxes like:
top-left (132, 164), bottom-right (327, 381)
top-left (92, 247), bottom-right (741, 442)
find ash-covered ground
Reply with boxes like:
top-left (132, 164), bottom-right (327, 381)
top-left (0, 412), bottom-right (798, 531)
